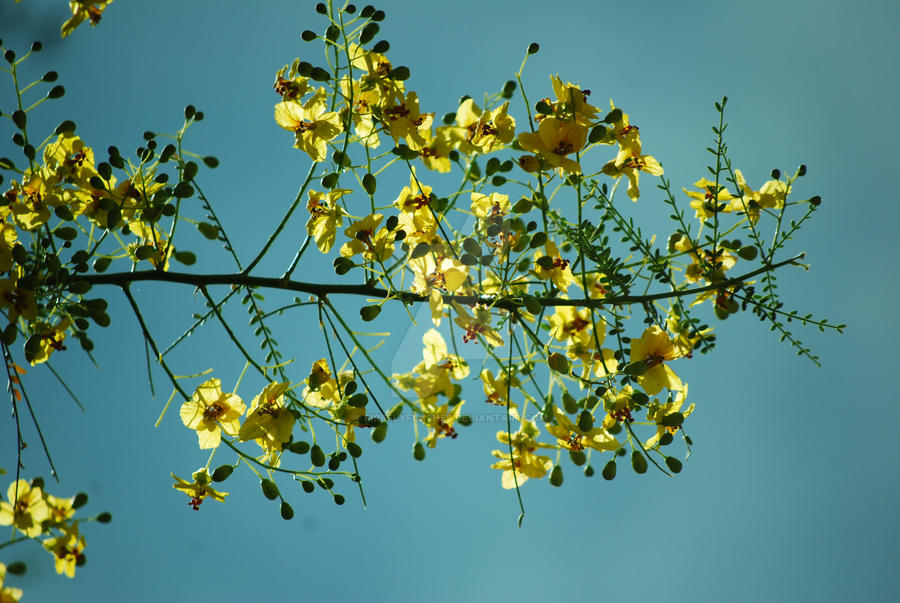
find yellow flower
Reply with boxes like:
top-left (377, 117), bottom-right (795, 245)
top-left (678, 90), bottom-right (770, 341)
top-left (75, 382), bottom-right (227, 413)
top-left (417, 127), bottom-right (453, 172)
top-left (61, 0), bottom-right (113, 37)
top-left (0, 220), bottom-right (18, 273)
top-left (518, 117), bottom-right (587, 174)
top-left (180, 378), bottom-right (246, 449)
top-left (5, 171), bottom-right (60, 231)
top-left (393, 329), bottom-right (469, 402)
top-left (728, 169), bottom-right (789, 222)
top-left (172, 469), bottom-right (228, 510)
top-left (470, 192), bottom-right (510, 222)
top-left (339, 214), bottom-right (395, 262)
top-left (395, 209), bottom-right (439, 249)
top-left (42, 133), bottom-right (96, 187)
top-left (0, 562), bottom-right (23, 602)
top-left (630, 326), bottom-right (683, 395)
top-left (127, 222), bottom-right (173, 271)
top-left (43, 522), bottom-right (85, 578)
top-left (303, 359), bottom-right (364, 444)
top-left (0, 277), bottom-right (38, 324)
top-left (29, 317), bottom-right (73, 366)
top-left (602, 152), bottom-right (664, 201)
top-left (274, 89), bottom-right (343, 162)
top-left (490, 417), bottom-right (555, 489)
top-left (545, 405), bottom-right (619, 453)
top-left (533, 240), bottom-right (575, 292)
top-left (666, 305), bottom-right (713, 358)
top-left (306, 188), bottom-right (349, 253)
top-left (381, 91), bottom-right (433, 148)
top-left (548, 75), bottom-right (598, 125)
top-left (452, 302), bottom-right (503, 348)
top-left (393, 169), bottom-right (434, 216)
top-left (339, 75), bottom-right (381, 149)
top-left (450, 99), bottom-right (516, 154)
top-left (238, 382), bottom-right (294, 464)
top-left (0, 480), bottom-right (49, 538)
top-left (44, 493), bottom-right (76, 525)
top-left (684, 177), bottom-right (735, 220)
top-left (645, 386), bottom-right (695, 449)
top-left (421, 399), bottom-right (463, 448)
top-left (480, 368), bottom-right (520, 410)
top-left (409, 253), bottom-right (468, 325)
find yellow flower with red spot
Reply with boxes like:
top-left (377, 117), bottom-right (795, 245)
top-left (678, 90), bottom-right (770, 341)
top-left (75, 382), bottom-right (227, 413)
top-left (29, 317), bottom-right (72, 366)
top-left (630, 326), bottom-right (683, 396)
top-left (339, 213), bottom-right (395, 262)
top-left (545, 405), bottom-right (619, 453)
top-left (239, 382), bottom-right (294, 465)
top-left (274, 89), bottom-right (343, 162)
top-left (306, 188), bottom-right (349, 253)
top-left (61, 0), bottom-right (113, 37)
top-left (0, 480), bottom-right (49, 538)
top-left (172, 469), bottom-right (228, 511)
top-left (518, 117), bottom-right (587, 174)
top-left (490, 416), bottom-right (555, 489)
top-left (645, 386), bottom-right (695, 449)
top-left (180, 378), bottom-right (246, 449)
top-left (43, 522), bottom-right (85, 578)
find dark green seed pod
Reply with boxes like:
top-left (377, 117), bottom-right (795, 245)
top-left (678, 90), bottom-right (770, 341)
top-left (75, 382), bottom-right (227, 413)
top-left (347, 442), bottom-right (363, 458)
top-left (371, 421), bottom-right (387, 442)
top-left (310, 445), bottom-right (326, 467)
top-left (549, 465), bottom-right (563, 487)
top-left (413, 442), bottom-right (426, 461)
top-left (665, 456), bottom-right (683, 473)
top-left (211, 465), bottom-right (233, 482)
top-left (280, 501), bottom-right (294, 520)
top-left (96, 512), bottom-right (112, 523)
top-left (602, 460), bottom-right (617, 480)
top-left (260, 479), bottom-right (280, 500)
top-left (631, 451), bottom-right (648, 474)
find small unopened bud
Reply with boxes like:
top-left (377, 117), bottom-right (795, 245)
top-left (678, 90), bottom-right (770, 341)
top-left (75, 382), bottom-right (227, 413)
top-left (518, 155), bottom-right (541, 173)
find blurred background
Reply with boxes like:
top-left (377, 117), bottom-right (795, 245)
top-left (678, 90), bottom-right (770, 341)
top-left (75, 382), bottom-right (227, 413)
top-left (1, 0), bottom-right (898, 601)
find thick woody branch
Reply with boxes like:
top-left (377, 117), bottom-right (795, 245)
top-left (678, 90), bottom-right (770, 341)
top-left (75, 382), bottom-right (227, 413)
top-left (78, 253), bottom-right (805, 310)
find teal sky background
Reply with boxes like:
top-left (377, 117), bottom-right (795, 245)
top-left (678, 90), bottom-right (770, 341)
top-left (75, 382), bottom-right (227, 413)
top-left (1, 0), bottom-right (898, 601)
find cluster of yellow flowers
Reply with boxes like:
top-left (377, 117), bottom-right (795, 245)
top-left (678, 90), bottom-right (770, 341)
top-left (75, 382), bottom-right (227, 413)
top-left (0, 478), bottom-right (92, 582)
top-left (262, 21), bottom-right (807, 491)
top-left (0, 127), bottom-right (181, 368)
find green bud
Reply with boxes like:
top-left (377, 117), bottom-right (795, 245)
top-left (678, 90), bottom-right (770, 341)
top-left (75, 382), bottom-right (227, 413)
top-left (310, 445), bottom-right (327, 466)
top-left (289, 440), bottom-right (310, 454)
top-left (347, 442), bottom-right (363, 458)
top-left (601, 460), bottom-right (617, 481)
top-left (547, 353), bottom-right (570, 374)
top-left (631, 450), bottom-right (648, 474)
top-left (665, 456), bottom-right (683, 473)
top-left (413, 442), bottom-right (426, 461)
top-left (359, 305), bottom-right (381, 321)
top-left (549, 465), bottom-right (563, 487)
top-left (569, 450), bottom-right (587, 466)
top-left (527, 42), bottom-right (540, 54)
top-left (211, 465), bottom-right (234, 482)
top-left (280, 500), bottom-right (294, 520)
top-left (96, 512), bottom-right (112, 523)
top-left (577, 410), bottom-right (594, 432)
top-left (522, 294), bottom-right (542, 315)
top-left (6, 561), bottom-right (25, 575)
top-left (73, 492), bottom-right (88, 508)
top-left (659, 432), bottom-right (674, 446)
top-left (260, 479), bottom-right (280, 500)
top-left (347, 393), bottom-right (368, 408)
top-left (622, 361), bottom-right (648, 376)
top-left (371, 421), bottom-right (387, 443)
